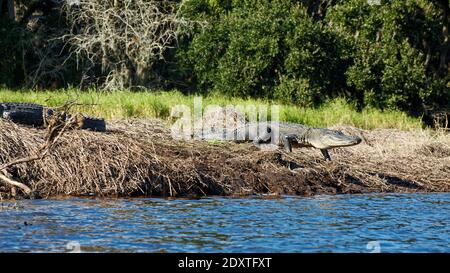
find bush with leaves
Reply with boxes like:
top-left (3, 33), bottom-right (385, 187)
top-left (276, 7), bottom-right (352, 106)
top-left (327, 0), bottom-right (449, 113)
top-left (177, 0), bottom-right (351, 106)
top-left (178, 0), bottom-right (285, 97)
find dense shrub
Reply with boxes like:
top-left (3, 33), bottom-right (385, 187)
top-left (177, 0), bottom-right (350, 106)
top-left (277, 7), bottom-right (352, 106)
top-left (327, 0), bottom-right (449, 113)
top-left (177, 0), bottom-right (285, 97)
top-left (176, 0), bottom-right (449, 113)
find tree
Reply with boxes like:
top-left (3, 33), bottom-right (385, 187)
top-left (62, 0), bottom-right (200, 90)
top-left (327, 0), bottom-right (449, 113)
top-left (1, 0), bottom-right (16, 20)
top-left (176, 0), bottom-right (350, 106)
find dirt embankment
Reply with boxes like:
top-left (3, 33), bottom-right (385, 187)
top-left (0, 119), bottom-right (449, 199)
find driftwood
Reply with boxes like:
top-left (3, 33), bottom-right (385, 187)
top-left (0, 102), bottom-right (81, 197)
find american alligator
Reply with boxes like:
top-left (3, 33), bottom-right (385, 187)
top-left (201, 121), bottom-right (362, 160)
top-left (0, 102), bottom-right (106, 132)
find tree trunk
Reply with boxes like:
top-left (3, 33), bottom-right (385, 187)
top-left (0, 0), bottom-right (4, 16)
top-left (437, 0), bottom-right (449, 74)
top-left (6, 0), bottom-right (15, 20)
top-left (439, 20), bottom-right (449, 74)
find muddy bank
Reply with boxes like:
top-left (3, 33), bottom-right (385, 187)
top-left (0, 119), bottom-right (449, 199)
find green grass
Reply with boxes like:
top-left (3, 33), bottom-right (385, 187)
top-left (0, 88), bottom-right (422, 130)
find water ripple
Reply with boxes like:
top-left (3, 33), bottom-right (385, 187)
top-left (0, 193), bottom-right (449, 252)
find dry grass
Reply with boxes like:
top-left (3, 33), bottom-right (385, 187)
top-left (327, 125), bottom-right (450, 193)
top-left (0, 119), bottom-right (449, 199)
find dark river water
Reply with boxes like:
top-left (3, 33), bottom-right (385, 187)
top-left (0, 193), bottom-right (449, 252)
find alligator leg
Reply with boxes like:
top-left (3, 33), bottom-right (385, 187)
top-left (252, 136), bottom-right (263, 148)
top-left (252, 128), bottom-right (272, 147)
top-left (282, 135), bottom-right (293, 153)
top-left (320, 149), bottom-right (331, 161)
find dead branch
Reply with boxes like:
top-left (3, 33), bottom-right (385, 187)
top-left (61, 0), bottom-right (203, 90)
top-left (0, 103), bottom-right (81, 197)
top-left (0, 170), bottom-right (31, 195)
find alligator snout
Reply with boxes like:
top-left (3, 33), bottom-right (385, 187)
top-left (307, 129), bottom-right (363, 149)
top-left (331, 134), bottom-right (362, 147)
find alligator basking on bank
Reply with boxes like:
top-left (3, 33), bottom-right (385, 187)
top-left (0, 102), bottom-right (106, 131)
top-left (201, 121), bottom-right (362, 160)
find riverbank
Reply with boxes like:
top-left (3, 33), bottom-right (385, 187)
top-left (0, 118), bottom-right (448, 199)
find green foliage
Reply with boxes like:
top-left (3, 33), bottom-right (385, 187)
top-left (178, 0), bottom-right (350, 106)
top-left (176, 0), bottom-right (449, 114)
top-left (277, 7), bottom-right (352, 106)
top-left (327, 0), bottom-right (449, 113)
top-left (178, 0), bottom-right (287, 96)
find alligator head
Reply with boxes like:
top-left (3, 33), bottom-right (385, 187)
top-left (306, 128), bottom-right (362, 150)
